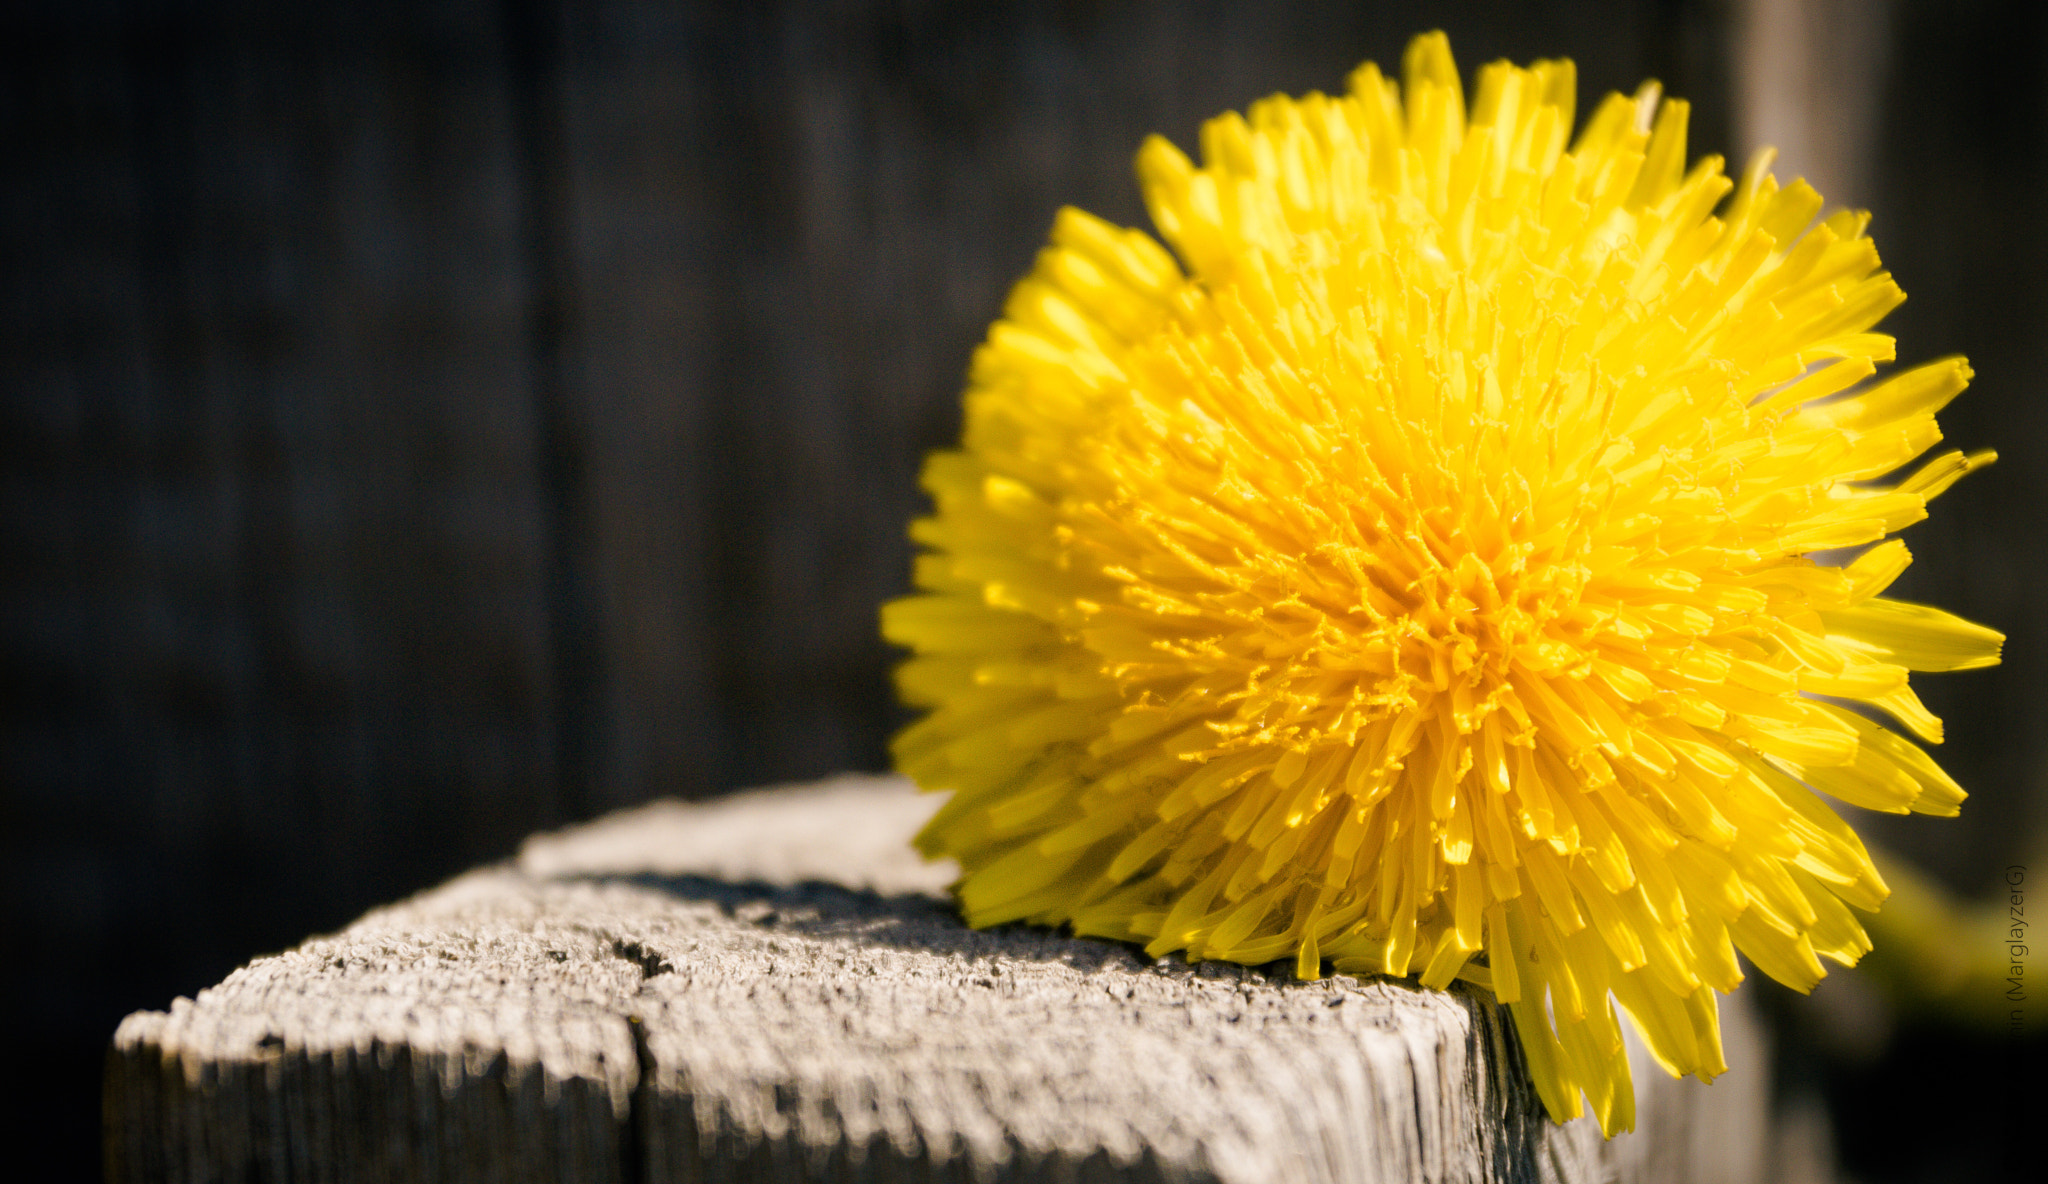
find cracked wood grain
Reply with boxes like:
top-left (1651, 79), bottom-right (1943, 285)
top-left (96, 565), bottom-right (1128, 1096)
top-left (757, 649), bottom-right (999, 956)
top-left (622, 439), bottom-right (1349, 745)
top-left (107, 774), bottom-right (1773, 1183)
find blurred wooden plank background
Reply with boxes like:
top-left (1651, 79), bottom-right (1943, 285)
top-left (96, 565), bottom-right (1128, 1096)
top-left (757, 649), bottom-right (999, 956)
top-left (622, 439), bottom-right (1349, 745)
top-left (2, 0), bottom-right (2039, 1176)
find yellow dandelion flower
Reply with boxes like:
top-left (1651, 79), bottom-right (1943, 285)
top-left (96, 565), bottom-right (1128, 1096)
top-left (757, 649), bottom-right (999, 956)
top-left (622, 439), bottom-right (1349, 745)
top-left (881, 31), bottom-right (2003, 1136)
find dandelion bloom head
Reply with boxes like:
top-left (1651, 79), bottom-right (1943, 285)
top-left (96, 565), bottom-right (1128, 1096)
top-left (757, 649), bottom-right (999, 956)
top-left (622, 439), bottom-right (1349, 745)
top-left (883, 32), bottom-right (2001, 1135)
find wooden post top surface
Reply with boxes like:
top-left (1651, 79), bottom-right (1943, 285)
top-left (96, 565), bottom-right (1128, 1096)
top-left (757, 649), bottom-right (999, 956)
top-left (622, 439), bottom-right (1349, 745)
top-left (107, 774), bottom-right (1773, 1183)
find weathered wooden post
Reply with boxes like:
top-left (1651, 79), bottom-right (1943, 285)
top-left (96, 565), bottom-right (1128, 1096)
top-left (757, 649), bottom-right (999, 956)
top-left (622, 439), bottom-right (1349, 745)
top-left (107, 775), bottom-right (1775, 1183)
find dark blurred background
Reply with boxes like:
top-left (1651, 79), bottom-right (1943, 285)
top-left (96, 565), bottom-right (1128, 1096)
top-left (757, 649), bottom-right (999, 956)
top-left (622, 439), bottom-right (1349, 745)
top-left (3, 0), bottom-right (2039, 1178)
